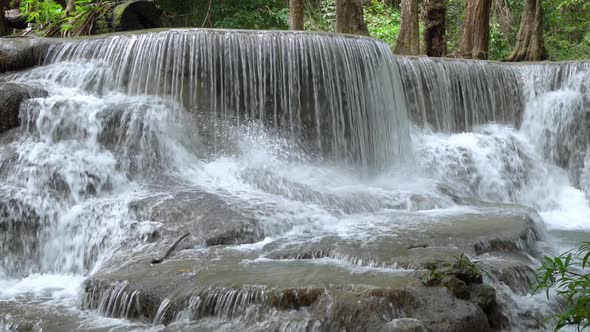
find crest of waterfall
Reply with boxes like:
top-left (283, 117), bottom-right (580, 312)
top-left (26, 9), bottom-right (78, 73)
top-left (42, 29), bottom-right (411, 171)
top-left (396, 57), bottom-right (524, 132)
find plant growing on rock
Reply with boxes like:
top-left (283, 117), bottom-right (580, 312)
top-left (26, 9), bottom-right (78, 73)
top-left (421, 253), bottom-right (482, 286)
top-left (536, 242), bottom-right (590, 331)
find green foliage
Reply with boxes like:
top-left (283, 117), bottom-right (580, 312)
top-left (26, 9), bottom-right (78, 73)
top-left (544, 0), bottom-right (590, 60)
top-left (364, 0), bottom-right (401, 47)
top-left (304, 0), bottom-right (335, 32)
top-left (489, 19), bottom-right (511, 60)
top-left (421, 267), bottom-right (445, 286)
top-left (536, 242), bottom-right (590, 331)
top-left (454, 253), bottom-right (480, 276)
top-left (421, 254), bottom-right (481, 286)
top-left (19, 0), bottom-right (113, 37)
top-left (210, 0), bottom-right (288, 30)
top-left (20, 0), bottom-right (64, 25)
top-left (445, 0), bottom-right (465, 56)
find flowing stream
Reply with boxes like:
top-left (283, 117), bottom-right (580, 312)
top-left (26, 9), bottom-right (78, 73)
top-left (0, 30), bottom-right (589, 331)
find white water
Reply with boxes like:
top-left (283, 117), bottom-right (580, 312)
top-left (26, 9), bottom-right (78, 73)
top-left (0, 31), bottom-right (589, 331)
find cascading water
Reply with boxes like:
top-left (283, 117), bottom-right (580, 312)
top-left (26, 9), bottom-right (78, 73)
top-left (0, 28), bottom-right (589, 332)
top-left (41, 29), bottom-right (411, 171)
top-left (396, 56), bottom-right (524, 132)
top-left (399, 57), bottom-right (590, 231)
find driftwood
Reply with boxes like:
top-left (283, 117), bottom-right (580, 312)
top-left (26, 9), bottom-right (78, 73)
top-left (151, 232), bottom-right (190, 264)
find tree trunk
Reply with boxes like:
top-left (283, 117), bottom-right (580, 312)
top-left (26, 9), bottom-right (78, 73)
top-left (66, 0), bottom-right (76, 14)
top-left (335, 0), bottom-right (369, 36)
top-left (506, 0), bottom-right (546, 61)
top-left (459, 0), bottom-right (492, 59)
top-left (0, 0), bottom-right (7, 37)
top-left (394, 0), bottom-right (419, 55)
top-left (289, 0), bottom-right (304, 30)
top-left (423, 0), bottom-right (446, 57)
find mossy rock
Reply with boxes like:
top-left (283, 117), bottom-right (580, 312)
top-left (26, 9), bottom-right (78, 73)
top-left (111, 0), bottom-right (162, 32)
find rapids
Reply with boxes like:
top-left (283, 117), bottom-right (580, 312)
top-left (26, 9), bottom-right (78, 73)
top-left (0, 29), bottom-right (589, 331)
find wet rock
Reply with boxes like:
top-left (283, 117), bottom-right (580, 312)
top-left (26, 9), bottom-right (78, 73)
top-left (83, 246), bottom-right (494, 331)
top-left (0, 37), bottom-right (57, 73)
top-left (0, 301), bottom-right (86, 332)
top-left (443, 277), bottom-right (470, 300)
top-left (479, 253), bottom-right (536, 295)
top-left (518, 310), bottom-right (546, 330)
top-left (469, 284), bottom-right (495, 310)
top-left (0, 83), bottom-right (48, 134)
top-left (381, 318), bottom-right (426, 332)
top-left (82, 202), bottom-right (543, 330)
top-left (469, 283), bottom-right (509, 330)
top-left (129, 190), bottom-right (264, 247)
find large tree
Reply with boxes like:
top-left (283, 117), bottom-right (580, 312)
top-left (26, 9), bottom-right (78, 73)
top-left (394, 0), bottom-right (420, 55)
top-left (459, 0), bottom-right (492, 59)
top-left (289, 0), bottom-right (304, 30)
top-left (423, 0), bottom-right (446, 57)
top-left (506, 0), bottom-right (547, 61)
top-left (335, 0), bottom-right (369, 36)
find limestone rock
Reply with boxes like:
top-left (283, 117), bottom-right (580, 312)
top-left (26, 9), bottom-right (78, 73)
top-left (0, 83), bottom-right (47, 134)
top-left (443, 276), bottom-right (470, 300)
top-left (129, 190), bottom-right (264, 247)
top-left (0, 37), bottom-right (56, 73)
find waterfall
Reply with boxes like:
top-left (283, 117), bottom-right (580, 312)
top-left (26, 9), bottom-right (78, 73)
top-left (41, 29), bottom-right (411, 171)
top-left (402, 58), bottom-right (590, 230)
top-left (2, 28), bottom-right (590, 331)
top-left (396, 56), bottom-right (524, 132)
top-left (0, 29), bottom-right (416, 282)
top-left (520, 62), bottom-right (590, 192)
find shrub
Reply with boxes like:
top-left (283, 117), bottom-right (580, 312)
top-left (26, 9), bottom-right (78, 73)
top-left (536, 242), bottom-right (590, 331)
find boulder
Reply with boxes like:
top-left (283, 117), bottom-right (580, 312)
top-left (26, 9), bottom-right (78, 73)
top-left (0, 37), bottom-right (57, 73)
top-left (91, 0), bottom-right (162, 35)
top-left (80, 203), bottom-right (544, 331)
top-left (129, 190), bottom-right (264, 248)
top-left (112, 0), bottom-right (162, 32)
top-left (0, 83), bottom-right (48, 134)
top-left (82, 254), bottom-right (492, 331)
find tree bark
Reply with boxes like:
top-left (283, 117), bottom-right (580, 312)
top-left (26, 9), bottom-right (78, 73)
top-left (423, 0), bottom-right (446, 57)
top-left (335, 0), bottom-right (369, 36)
top-left (394, 0), bottom-right (419, 55)
top-left (66, 0), bottom-right (76, 14)
top-left (506, 0), bottom-right (547, 61)
top-left (459, 0), bottom-right (492, 59)
top-left (289, 0), bottom-right (304, 30)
